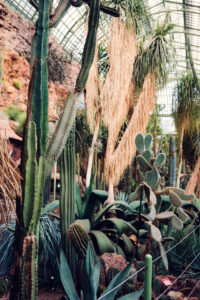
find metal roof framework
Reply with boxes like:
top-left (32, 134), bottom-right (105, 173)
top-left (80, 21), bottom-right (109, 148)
top-left (4, 0), bottom-right (200, 133)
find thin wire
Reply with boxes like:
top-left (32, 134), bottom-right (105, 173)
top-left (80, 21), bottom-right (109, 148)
top-left (98, 224), bottom-right (200, 300)
top-left (156, 252), bottom-right (200, 300)
top-left (186, 279), bottom-right (200, 299)
top-left (153, 224), bottom-right (200, 264)
top-left (97, 265), bottom-right (147, 300)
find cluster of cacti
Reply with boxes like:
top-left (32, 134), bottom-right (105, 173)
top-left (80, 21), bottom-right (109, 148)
top-left (135, 133), bottom-right (166, 189)
top-left (128, 133), bottom-right (195, 271)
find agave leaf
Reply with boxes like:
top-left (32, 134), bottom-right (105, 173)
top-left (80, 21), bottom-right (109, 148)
top-left (91, 190), bottom-right (108, 203)
top-left (129, 186), bottom-right (141, 202)
top-left (117, 288), bottom-right (144, 300)
top-left (85, 243), bottom-right (100, 298)
top-left (94, 201), bottom-right (133, 224)
top-left (121, 233), bottom-right (134, 256)
top-left (42, 200), bottom-right (59, 214)
top-left (59, 248), bottom-right (80, 300)
top-left (158, 242), bottom-right (168, 271)
top-left (129, 201), bottom-right (146, 210)
top-left (94, 218), bottom-right (137, 235)
top-left (101, 261), bottom-right (133, 300)
top-left (75, 219), bottom-right (91, 232)
top-left (90, 230), bottom-right (115, 254)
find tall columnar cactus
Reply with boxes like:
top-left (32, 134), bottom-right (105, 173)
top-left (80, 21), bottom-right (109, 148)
top-left (135, 133), bottom-right (166, 189)
top-left (168, 136), bottom-right (176, 186)
top-left (30, 0), bottom-right (50, 157)
top-left (75, 0), bottom-right (100, 92)
top-left (60, 126), bottom-right (76, 275)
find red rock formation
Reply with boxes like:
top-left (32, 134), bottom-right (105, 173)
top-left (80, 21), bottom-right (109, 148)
top-left (0, 0), bottom-right (80, 121)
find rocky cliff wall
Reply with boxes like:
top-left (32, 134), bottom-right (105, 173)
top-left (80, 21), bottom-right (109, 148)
top-left (0, 0), bottom-right (80, 120)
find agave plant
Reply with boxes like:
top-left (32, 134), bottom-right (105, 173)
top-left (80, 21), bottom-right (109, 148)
top-left (58, 243), bottom-right (144, 300)
top-left (74, 178), bottom-right (137, 259)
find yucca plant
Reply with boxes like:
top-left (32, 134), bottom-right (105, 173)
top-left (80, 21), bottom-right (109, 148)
top-left (133, 15), bottom-right (174, 91)
top-left (172, 72), bottom-right (200, 187)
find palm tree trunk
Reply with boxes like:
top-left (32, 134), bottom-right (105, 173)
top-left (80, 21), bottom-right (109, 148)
top-left (186, 155), bottom-right (200, 194)
top-left (176, 125), bottom-right (185, 187)
top-left (86, 106), bottom-right (102, 187)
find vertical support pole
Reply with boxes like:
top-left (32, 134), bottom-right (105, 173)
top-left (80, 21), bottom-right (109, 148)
top-left (172, 137), bottom-right (176, 186)
top-left (144, 254), bottom-right (152, 300)
top-left (53, 161), bottom-right (57, 202)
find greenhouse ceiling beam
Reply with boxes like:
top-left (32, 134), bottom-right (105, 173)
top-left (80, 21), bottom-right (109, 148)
top-left (171, 31), bottom-right (200, 38)
top-left (147, 1), bottom-right (163, 11)
top-left (175, 24), bottom-right (200, 33)
top-left (173, 40), bottom-right (200, 49)
top-left (176, 47), bottom-right (200, 54)
top-left (182, 0), bottom-right (189, 69)
top-left (164, 0), bottom-right (200, 9)
top-left (149, 9), bottom-right (200, 17)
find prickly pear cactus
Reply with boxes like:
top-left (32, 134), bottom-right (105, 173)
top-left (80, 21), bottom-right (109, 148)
top-left (135, 133), bottom-right (166, 189)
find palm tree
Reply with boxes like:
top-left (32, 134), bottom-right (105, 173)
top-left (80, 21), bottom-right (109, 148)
top-left (86, 15), bottom-right (173, 202)
top-left (172, 72), bottom-right (200, 187)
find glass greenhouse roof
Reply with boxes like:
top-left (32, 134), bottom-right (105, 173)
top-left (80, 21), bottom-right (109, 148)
top-left (4, 0), bottom-right (200, 133)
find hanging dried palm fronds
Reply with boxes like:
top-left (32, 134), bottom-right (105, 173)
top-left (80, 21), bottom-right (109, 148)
top-left (186, 156), bottom-right (200, 195)
top-left (101, 17), bottom-right (137, 129)
top-left (107, 73), bottom-right (156, 185)
top-left (0, 137), bottom-right (21, 223)
top-left (85, 43), bottom-right (99, 132)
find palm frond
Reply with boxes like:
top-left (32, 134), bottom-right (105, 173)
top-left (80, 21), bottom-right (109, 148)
top-left (133, 17), bottom-right (174, 91)
top-left (172, 72), bottom-right (200, 135)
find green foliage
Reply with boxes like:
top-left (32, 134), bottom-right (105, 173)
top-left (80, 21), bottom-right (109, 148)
top-left (172, 72), bottom-right (200, 135)
top-left (59, 244), bottom-right (143, 300)
top-left (146, 104), bottom-right (163, 136)
top-left (98, 43), bottom-right (109, 77)
top-left (13, 79), bottom-right (21, 89)
top-left (168, 226), bottom-right (200, 279)
top-left (135, 133), bottom-right (165, 189)
top-left (133, 15), bottom-right (174, 90)
top-left (4, 104), bottom-right (25, 122)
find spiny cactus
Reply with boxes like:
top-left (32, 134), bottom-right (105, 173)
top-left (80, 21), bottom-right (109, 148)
top-left (135, 133), bottom-right (165, 189)
top-left (68, 222), bottom-right (91, 259)
top-left (21, 233), bottom-right (38, 300)
top-left (75, 0), bottom-right (100, 92)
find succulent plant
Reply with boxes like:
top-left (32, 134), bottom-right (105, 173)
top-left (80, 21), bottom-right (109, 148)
top-left (135, 133), bottom-right (166, 189)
